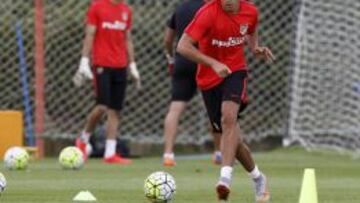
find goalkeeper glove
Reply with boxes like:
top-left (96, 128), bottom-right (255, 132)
top-left (73, 57), bottom-right (93, 87)
top-left (129, 62), bottom-right (141, 89)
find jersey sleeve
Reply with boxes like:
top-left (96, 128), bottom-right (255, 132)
top-left (184, 8), bottom-right (212, 42)
top-left (248, 9), bottom-right (259, 35)
top-left (86, 3), bottom-right (98, 27)
top-left (167, 12), bottom-right (176, 30)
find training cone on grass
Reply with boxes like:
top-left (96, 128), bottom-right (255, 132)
top-left (299, 168), bottom-right (318, 203)
top-left (73, 190), bottom-right (97, 202)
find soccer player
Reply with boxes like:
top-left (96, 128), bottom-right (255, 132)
top-left (177, 0), bottom-right (275, 202)
top-left (163, 0), bottom-right (222, 167)
top-left (72, 0), bottom-right (141, 164)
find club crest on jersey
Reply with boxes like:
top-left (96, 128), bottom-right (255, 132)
top-left (122, 12), bottom-right (128, 21)
top-left (240, 24), bottom-right (249, 35)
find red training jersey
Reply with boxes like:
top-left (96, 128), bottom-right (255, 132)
top-left (86, 0), bottom-right (132, 68)
top-left (185, 0), bottom-right (258, 90)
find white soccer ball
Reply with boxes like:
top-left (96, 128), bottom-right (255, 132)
top-left (144, 171), bottom-right (176, 203)
top-left (0, 172), bottom-right (6, 194)
top-left (3, 147), bottom-right (30, 170)
top-left (58, 146), bottom-right (84, 170)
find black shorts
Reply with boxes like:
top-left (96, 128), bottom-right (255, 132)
top-left (94, 67), bottom-right (127, 111)
top-left (201, 70), bottom-right (249, 133)
top-left (171, 54), bottom-right (197, 102)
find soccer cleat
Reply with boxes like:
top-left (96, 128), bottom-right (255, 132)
top-left (216, 183), bottom-right (230, 201)
top-left (163, 157), bottom-right (176, 167)
top-left (75, 138), bottom-right (88, 161)
top-left (103, 154), bottom-right (132, 165)
top-left (212, 153), bottom-right (222, 165)
top-left (253, 173), bottom-right (270, 203)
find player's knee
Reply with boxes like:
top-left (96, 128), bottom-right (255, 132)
top-left (166, 106), bottom-right (180, 118)
top-left (107, 109), bottom-right (119, 120)
top-left (169, 102), bottom-right (185, 115)
top-left (221, 110), bottom-right (237, 128)
top-left (164, 114), bottom-right (173, 128)
top-left (166, 105), bottom-right (184, 121)
top-left (166, 110), bottom-right (181, 121)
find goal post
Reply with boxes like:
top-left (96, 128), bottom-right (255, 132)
top-left (287, 0), bottom-right (360, 153)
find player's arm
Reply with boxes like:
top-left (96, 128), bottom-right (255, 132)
top-left (73, 25), bottom-right (96, 87)
top-left (126, 31), bottom-right (141, 89)
top-left (126, 31), bottom-right (135, 64)
top-left (164, 27), bottom-right (175, 74)
top-left (177, 33), bottom-right (231, 78)
top-left (247, 27), bottom-right (275, 62)
top-left (81, 25), bottom-right (96, 59)
top-left (164, 27), bottom-right (175, 58)
top-left (247, 30), bottom-right (259, 54)
top-left (164, 11), bottom-right (176, 74)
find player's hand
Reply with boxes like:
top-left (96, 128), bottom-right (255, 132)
top-left (129, 62), bottom-right (141, 90)
top-left (255, 47), bottom-right (276, 63)
top-left (211, 61), bottom-right (232, 78)
top-left (73, 57), bottom-right (93, 87)
top-left (167, 57), bottom-right (175, 75)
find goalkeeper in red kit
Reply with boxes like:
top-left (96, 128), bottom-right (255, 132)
top-left (72, 0), bottom-right (140, 164)
top-left (177, 0), bottom-right (275, 202)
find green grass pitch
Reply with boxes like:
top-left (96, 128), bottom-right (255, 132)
top-left (1, 148), bottom-right (359, 203)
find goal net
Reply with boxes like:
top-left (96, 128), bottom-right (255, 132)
top-left (288, 0), bottom-right (360, 153)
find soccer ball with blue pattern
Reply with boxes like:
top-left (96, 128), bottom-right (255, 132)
top-left (58, 146), bottom-right (84, 170)
top-left (3, 147), bottom-right (30, 170)
top-left (0, 172), bottom-right (6, 195)
top-left (144, 171), bottom-right (176, 203)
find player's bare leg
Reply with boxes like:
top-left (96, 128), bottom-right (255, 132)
top-left (103, 109), bottom-right (132, 164)
top-left (163, 101), bottom-right (186, 166)
top-left (84, 105), bottom-right (107, 134)
top-left (216, 101), bottom-right (269, 202)
top-left (76, 105), bottom-right (107, 159)
top-left (235, 127), bottom-right (270, 203)
top-left (212, 131), bottom-right (222, 165)
top-left (234, 126), bottom-right (255, 171)
top-left (216, 101), bottom-right (239, 201)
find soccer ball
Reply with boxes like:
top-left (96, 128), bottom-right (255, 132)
top-left (3, 147), bottom-right (30, 170)
top-left (144, 171), bottom-right (176, 203)
top-left (58, 146), bottom-right (84, 170)
top-left (0, 172), bottom-right (6, 194)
